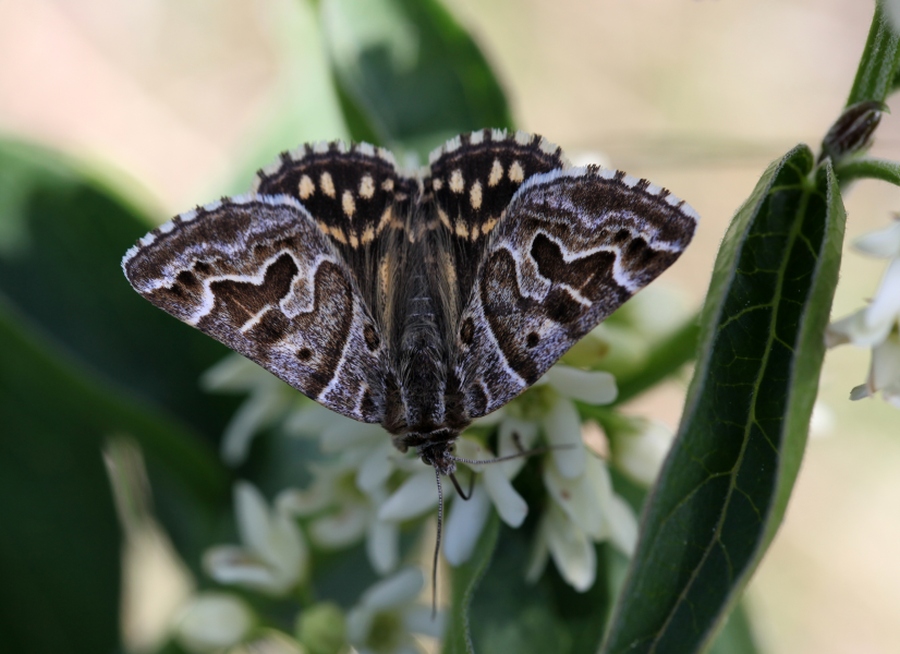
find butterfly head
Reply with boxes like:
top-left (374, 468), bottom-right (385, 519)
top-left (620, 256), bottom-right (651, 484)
top-left (417, 439), bottom-right (458, 476)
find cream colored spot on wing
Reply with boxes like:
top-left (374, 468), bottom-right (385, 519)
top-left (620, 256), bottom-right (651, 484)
top-left (470, 222), bottom-right (480, 241)
top-left (342, 190), bottom-right (356, 218)
top-left (433, 177), bottom-right (443, 191)
top-left (359, 174), bottom-right (375, 199)
top-left (470, 180), bottom-right (483, 210)
top-left (455, 218), bottom-right (469, 238)
top-left (508, 160), bottom-right (525, 183)
top-left (381, 178), bottom-right (394, 192)
top-left (450, 169), bottom-right (465, 193)
top-left (361, 224), bottom-right (375, 244)
top-left (320, 171), bottom-right (336, 198)
top-left (481, 216), bottom-right (498, 234)
top-left (437, 206), bottom-right (451, 230)
top-left (377, 206), bottom-right (393, 234)
top-left (488, 159), bottom-right (504, 187)
top-left (299, 174), bottom-right (315, 199)
top-left (330, 226), bottom-right (348, 244)
top-left (349, 231), bottom-right (359, 248)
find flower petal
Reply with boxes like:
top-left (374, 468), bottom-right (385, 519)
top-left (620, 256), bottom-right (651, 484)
top-left (826, 307), bottom-right (891, 348)
top-left (443, 482), bottom-right (491, 566)
top-left (544, 366), bottom-right (618, 405)
top-left (870, 332), bottom-right (900, 394)
top-left (220, 390), bottom-right (287, 465)
top-left (366, 517), bottom-right (399, 575)
top-left (378, 469), bottom-right (438, 521)
top-left (310, 504), bottom-right (368, 548)
top-left (175, 592), bottom-right (254, 653)
top-left (403, 605), bottom-right (445, 638)
top-left (852, 220), bottom-right (900, 258)
top-left (545, 506), bottom-right (596, 592)
top-left (606, 494), bottom-right (639, 556)
top-left (356, 441), bottom-right (397, 493)
top-left (483, 466), bottom-right (528, 527)
top-left (203, 546), bottom-right (281, 590)
top-left (360, 568), bottom-right (424, 610)
top-left (496, 416), bottom-right (540, 478)
top-left (235, 482), bottom-right (275, 559)
top-left (541, 395), bottom-right (585, 478)
top-left (543, 455), bottom-right (610, 539)
top-left (865, 258), bottom-right (900, 329)
top-left (610, 418), bottom-right (673, 487)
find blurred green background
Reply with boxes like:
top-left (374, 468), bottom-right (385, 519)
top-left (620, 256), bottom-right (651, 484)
top-left (1, 1), bottom-right (898, 652)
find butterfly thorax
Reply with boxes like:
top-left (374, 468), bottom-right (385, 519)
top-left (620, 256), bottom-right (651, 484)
top-left (382, 206), bottom-right (470, 442)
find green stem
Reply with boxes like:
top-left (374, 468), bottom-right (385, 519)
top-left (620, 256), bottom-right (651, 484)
top-left (847, 2), bottom-right (900, 106)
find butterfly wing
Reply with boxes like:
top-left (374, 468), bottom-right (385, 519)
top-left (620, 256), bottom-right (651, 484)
top-left (453, 165), bottom-right (699, 418)
top-left (424, 129), bottom-right (569, 311)
top-left (252, 141), bottom-right (416, 313)
top-left (122, 195), bottom-right (387, 423)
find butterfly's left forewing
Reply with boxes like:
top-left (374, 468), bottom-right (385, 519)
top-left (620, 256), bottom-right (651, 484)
top-left (453, 166), bottom-right (698, 418)
top-left (122, 195), bottom-right (387, 423)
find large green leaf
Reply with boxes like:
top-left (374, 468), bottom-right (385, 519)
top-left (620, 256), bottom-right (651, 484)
top-left (0, 140), bottom-right (234, 578)
top-left (319, 0), bottom-right (514, 157)
top-left (0, 140), bottom-right (239, 442)
top-left (0, 293), bottom-right (230, 653)
top-left (601, 145), bottom-right (846, 653)
top-left (446, 511), bottom-right (610, 654)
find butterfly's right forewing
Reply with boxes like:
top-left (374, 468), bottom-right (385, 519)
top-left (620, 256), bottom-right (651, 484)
top-left (453, 166), bottom-right (699, 418)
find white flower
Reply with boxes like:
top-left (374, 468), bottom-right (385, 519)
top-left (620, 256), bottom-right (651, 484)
top-left (204, 482), bottom-right (308, 596)
top-left (827, 221), bottom-right (900, 406)
top-left (526, 452), bottom-right (637, 591)
top-left (174, 592), bottom-right (255, 653)
top-left (202, 355), bottom-right (299, 465)
top-left (346, 568), bottom-right (443, 654)
top-left (607, 417), bottom-right (674, 487)
top-left (280, 462), bottom-right (401, 575)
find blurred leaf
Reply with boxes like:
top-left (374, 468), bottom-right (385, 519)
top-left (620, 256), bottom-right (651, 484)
top-left (0, 140), bottom-right (234, 577)
top-left (0, 139), bottom-right (240, 443)
top-left (0, 302), bottom-right (121, 654)
top-left (444, 513), bottom-right (499, 654)
top-left (601, 146), bottom-right (845, 653)
top-left (447, 515), bottom-right (610, 654)
top-left (707, 602), bottom-right (759, 654)
top-left (320, 0), bottom-right (514, 157)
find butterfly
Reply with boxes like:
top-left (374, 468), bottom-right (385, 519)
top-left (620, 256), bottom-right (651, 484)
top-left (122, 128), bottom-right (697, 489)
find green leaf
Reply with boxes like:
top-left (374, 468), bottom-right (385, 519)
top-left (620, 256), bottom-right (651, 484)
top-left (319, 0), bottom-right (514, 157)
top-left (0, 140), bottom-right (240, 442)
top-left (0, 139), bottom-right (233, 576)
top-left (0, 290), bottom-right (232, 653)
top-left (0, 304), bottom-right (121, 654)
top-left (601, 145), bottom-right (846, 653)
top-left (707, 602), bottom-right (760, 654)
top-left (833, 156), bottom-right (900, 186)
top-left (444, 512), bottom-right (499, 654)
top-left (447, 516), bottom-right (610, 654)
top-left (846, 2), bottom-right (900, 106)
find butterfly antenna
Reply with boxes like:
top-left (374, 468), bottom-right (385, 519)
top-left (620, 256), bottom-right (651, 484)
top-left (431, 464), bottom-right (443, 619)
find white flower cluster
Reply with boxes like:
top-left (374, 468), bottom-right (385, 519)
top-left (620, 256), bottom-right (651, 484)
top-left (827, 220), bottom-right (900, 406)
top-left (173, 327), bottom-right (676, 652)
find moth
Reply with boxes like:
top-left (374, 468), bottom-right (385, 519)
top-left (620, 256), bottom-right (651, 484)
top-left (123, 128), bottom-right (697, 498)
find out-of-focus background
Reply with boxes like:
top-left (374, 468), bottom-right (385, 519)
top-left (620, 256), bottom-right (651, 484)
top-left (2, 1), bottom-right (898, 652)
